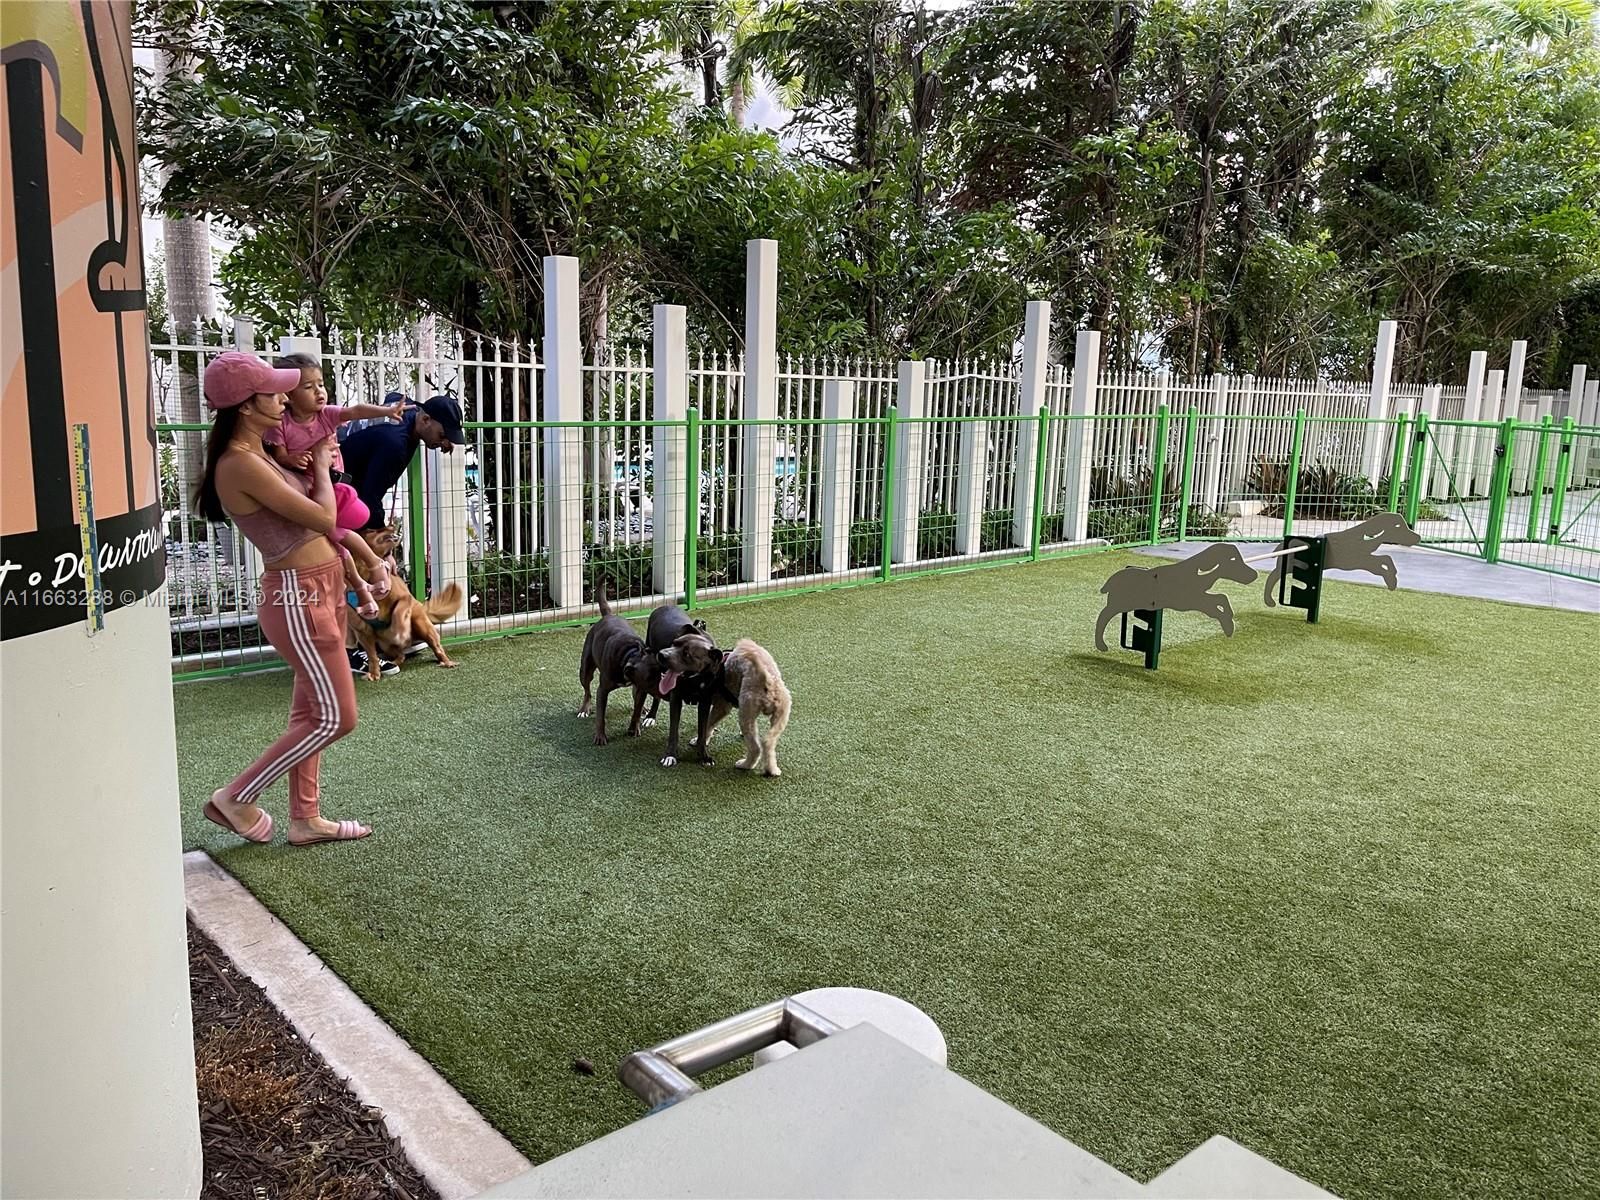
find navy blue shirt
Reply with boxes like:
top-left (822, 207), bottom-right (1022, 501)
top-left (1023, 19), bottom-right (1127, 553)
top-left (340, 410), bottom-right (420, 528)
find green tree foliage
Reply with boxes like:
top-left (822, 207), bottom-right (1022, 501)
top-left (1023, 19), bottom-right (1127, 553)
top-left (139, 0), bottom-right (1600, 382)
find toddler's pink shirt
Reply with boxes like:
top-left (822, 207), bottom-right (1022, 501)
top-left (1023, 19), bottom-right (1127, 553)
top-left (264, 407), bottom-right (345, 471)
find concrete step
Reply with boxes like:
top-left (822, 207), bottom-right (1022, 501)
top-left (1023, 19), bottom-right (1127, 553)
top-left (1144, 1135), bottom-right (1334, 1199)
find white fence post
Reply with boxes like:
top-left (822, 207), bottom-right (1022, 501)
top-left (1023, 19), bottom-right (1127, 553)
top-left (1478, 368), bottom-right (1505, 491)
top-left (1232, 374), bottom-right (1256, 497)
top-left (741, 239), bottom-right (778, 583)
top-left (893, 360), bottom-right (927, 562)
top-left (1201, 375), bottom-right (1228, 513)
top-left (277, 334), bottom-right (321, 361)
top-left (543, 255), bottom-right (583, 608)
top-left (231, 316), bottom-right (255, 352)
top-left (1507, 341), bottom-right (1532, 491)
top-left (820, 381), bottom-right (857, 573)
top-left (956, 418), bottom-right (987, 556)
top-left (1063, 328), bottom-right (1100, 543)
top-left (1579, 378), bottom-right (1600, 486)
top-left (427, 449), bottom-right (467, 604)
top-left (1011, 301), bottom-right (1051, 548)
top-left (1418, 384), bottom-right (1443, 500)
top-left (1566, 364), bottom-right (1589, 423)
top-left (652, 305), bottom-right (688, 596)
top-left (1361, 319), bottom-right (1397, 481)
top-left (1458, 350), bottom-right (1487, 496)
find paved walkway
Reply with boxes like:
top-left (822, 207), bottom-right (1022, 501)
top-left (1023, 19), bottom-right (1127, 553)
top-left (1137, 542), bottom-right (1599, 614)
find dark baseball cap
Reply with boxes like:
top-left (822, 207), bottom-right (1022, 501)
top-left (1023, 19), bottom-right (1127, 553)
top-left (420, 395), bottom-right (465, 446)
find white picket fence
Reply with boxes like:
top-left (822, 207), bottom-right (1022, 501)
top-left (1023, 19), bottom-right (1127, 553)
top-left (151, 247), bottom-right (1597, 673)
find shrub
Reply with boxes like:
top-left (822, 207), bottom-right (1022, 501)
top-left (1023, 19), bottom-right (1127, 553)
top-left (918, 508), bottom-right (957, 559)
top-left (1246, 457), bottom-right (1385, 519)
top-left (773, 521), bottom-right (822, 576)
top-left (468, 550), bottom-right (550, 617)
top-left (583, 541), bottom-right (652, 598)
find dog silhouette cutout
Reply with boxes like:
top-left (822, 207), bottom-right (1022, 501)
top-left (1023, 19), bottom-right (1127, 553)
top-left (1262, 513), bottom-right (1420, 606)
top-left (1095, 544), bottom-right (1259, 651)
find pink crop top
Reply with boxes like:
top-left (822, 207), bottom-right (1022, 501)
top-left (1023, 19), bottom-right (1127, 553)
top-left (225, 458), bottom-right (324, 563)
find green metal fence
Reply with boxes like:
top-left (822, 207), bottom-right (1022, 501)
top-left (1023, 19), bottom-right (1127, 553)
top-left (157, 410), bottom-right (1600, 680)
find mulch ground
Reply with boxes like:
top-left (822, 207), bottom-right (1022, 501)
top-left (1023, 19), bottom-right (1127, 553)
top-left (189, 919), bottom-right (440, 1200)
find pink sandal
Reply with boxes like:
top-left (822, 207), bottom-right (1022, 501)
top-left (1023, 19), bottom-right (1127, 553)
top-left (203, 799), bottom-right (273, 843)
top-left (288, 819), bottom-right (372, 847)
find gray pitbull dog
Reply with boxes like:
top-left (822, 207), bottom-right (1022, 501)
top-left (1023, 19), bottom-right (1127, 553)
top-left (577, 587), bottom-right (678, 746)
top-left (640, 605), bottom-right (725, 767)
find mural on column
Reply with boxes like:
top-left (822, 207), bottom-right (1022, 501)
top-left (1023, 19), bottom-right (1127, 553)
top-left (2, 0), bottom-right (165, 640)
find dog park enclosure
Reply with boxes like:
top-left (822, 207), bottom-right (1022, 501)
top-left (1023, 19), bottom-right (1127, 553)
top-left (152, 244), bottom-right (1600, 677)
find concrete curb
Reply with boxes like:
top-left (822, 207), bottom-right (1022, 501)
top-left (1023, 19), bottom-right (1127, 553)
top-left (184, 851), bottom-right (532, 1199)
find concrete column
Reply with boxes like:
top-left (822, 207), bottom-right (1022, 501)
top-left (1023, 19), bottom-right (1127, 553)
top-left (1427, 385), bottom-right (1452, 499)
top-left (1507, 341), bottom-right (1534, 492)
top-left (741, 239), bottom-right (779, 583)
top-left (892, 360), bottom-right (927, 563)
top-left (1361, 319), bottom-right (1397, 480)
top-left (1458, 350), bottom-right (1487, 496)
top-left (652, 305), bottom-right (688, 595)
top-left (1430, 392), bottom-right (1460, 501)
top-left (1565, 364), bottom-right (1588, 424)
top-left (1478, 368), bottom-right (1505, 491)
top-left (427, 448), bottom-right (468, 603)
top-left (231, 315), bottom-right (256, 352)
top-left (2, 2), bottom-right (202, 1192)
top-left (543, 256), bottom-right (583, 607)
top-left (1200, 375), bottom-right (1228, 513)
top-left (1581, 379), bottom-right (1600, 485)
top-left (1062, 329), bottom-right (1100, 542)
top-left (278, 334), bottom-right (322, 361)
top-left (819, 381), bottom-right (856, 574)
top-left (1231, 375), bottom-right (1257, 497)
top-left (1011, 302), bottom-right (1051, 548)
top-left (956, 419), bottom-right (988, 557)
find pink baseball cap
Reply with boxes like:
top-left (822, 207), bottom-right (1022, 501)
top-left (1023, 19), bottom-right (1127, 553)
top-left (203, 352), bottom-right (304, 410)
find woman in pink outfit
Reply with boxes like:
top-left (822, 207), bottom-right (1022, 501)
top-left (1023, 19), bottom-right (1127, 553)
top-left (193, 351), bottom-right (372, 847)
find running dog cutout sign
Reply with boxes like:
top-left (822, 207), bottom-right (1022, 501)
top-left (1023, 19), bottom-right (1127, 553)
top-left (2, 1), bottom-right (165, 640)
top-left (1094, 515), bottom-right (1420, 669)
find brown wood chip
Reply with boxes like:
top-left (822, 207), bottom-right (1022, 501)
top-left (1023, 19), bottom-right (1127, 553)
top-left (188, 919), bottom-right (441, 1200)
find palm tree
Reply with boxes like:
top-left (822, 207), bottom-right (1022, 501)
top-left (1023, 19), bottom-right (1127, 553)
top-left (730, 0), bottom-right (906, 338)
top-left (659, 1), bottom-right (733, 111)
top-left (156, 47), bottom-right (216, 491)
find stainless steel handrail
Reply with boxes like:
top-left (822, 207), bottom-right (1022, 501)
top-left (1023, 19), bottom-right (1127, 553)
top-left (618, 997), bottom-right (843, 1108)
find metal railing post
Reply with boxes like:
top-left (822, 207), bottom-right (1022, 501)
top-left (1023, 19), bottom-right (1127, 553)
top-left (1385, 414), bottom-right (1409, 513)
top-left (1148, 403), bottom-right (1170, 543)
top-left (1283, 407), bottom-right (1306, 540)
top-left (1546, 417), bottom-right (1576, 545)
top-left (1484, 418), bottom-right (1515, 564)
top-left (1029, 407), bottom-right (1050, 559)
top-left (684, 407), bottom-right (700, 608)
top-left (880, 406), bottom-right (898, 583)
top-left (1525, 414), bottom-right (1554, 541)
top-left (1177, 404), bottom-right (1199, 540)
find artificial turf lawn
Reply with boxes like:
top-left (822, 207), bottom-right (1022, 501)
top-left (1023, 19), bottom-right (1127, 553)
top-left (175, 552), bottom-right (1600, 1199)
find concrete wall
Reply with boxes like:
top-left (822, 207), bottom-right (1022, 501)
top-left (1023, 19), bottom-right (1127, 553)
top-left (2, 1), bottom-right (202, 1194)
top-left (2, 604), bottom-right (201, 1197)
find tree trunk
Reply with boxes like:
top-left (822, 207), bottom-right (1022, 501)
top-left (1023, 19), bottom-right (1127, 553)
top-left (701, 51), bottom-right (722, 110)
top-left (729, 77), bottom-right (746, 127)
top-left (157, 50), bottom-right (216, 496)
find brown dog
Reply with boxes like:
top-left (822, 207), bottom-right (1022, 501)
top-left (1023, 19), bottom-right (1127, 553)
top-left (700, 638), bottom-right (792, 778)
top-left (348, 527), bottom-right (464, 682)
